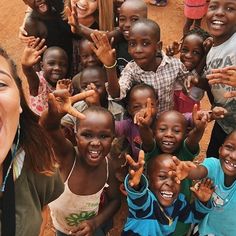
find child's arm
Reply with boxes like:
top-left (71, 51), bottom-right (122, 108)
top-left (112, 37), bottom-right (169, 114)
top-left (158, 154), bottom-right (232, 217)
top-left (169, 156), bottom-right (207, 182)
top-left (207, 65), bottom-right (236, 87)
top-left (135, 98), bottom-right (155, 152)
top-left (21, 38), bottom-right (47, 96)
top-left (90, 31), bottom-right (121, 98)
top-left (190, 178), bottom-right (214, 204)
top-left (40, 89), bottom-right (94, 169)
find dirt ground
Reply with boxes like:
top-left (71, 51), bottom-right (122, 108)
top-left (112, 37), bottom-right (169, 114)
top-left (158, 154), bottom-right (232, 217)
top-left (0, 0), bottom-right (212, 235)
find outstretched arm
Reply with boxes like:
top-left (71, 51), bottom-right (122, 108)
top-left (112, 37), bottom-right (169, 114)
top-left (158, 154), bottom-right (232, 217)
top-left (21, 38), bottom-right (47, 96)
top-left (90, 31), bottom-right (121, 98)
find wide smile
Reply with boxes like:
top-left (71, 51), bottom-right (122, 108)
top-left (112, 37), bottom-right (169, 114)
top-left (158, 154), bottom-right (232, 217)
top-left (224, 159), bottom-right (236, 172)
top-left (76, 3), bottom-right (87, 12)
top-left (88, 150), bottom-right (102, 161)
top-left (210, 20), bottom-right (225, 30)
top-left (160, 191), bottom-right (174, 199)
top-left (38, 2), bottom-right (48, 13)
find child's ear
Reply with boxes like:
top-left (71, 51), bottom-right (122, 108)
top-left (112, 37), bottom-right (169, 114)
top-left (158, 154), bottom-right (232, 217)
top-left (157, 41), bottom-right (163, 51)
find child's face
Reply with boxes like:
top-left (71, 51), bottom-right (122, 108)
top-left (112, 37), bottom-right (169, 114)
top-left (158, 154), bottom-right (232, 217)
top-left (219, 131), bottom-right (236, 179)
top-left (128, 24), bottom-right (161, 71)
top-left (71, 0), bottom-right (97, 20)
top-left (80, 69), bottom-right (107, 101)
top-left (119, 2), bottom-right (147, 40)
top-left (180, 34), bottom-right (204, 71)
top-left (34, 0), bottom-right (50, 14)
top-left (206, 0), bottom-right (236, 45)
top-left (79, 40), bottom-right (101, 68)
top-left (76, 111), bottom-right (114, 166)
top-left (148, 156), bottom-right (181, 207)
top-left (155, 112), bottom-right (186, 154)
top-left (42, 49), bottom-right (68, 86)
top-left (128, 87), bottom-right (157, 119)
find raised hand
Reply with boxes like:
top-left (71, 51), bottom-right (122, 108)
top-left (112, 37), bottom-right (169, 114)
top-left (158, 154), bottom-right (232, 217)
top-left (134, 98), bottom-right (153, 127)
top-left (168, 156), bottom-right (196, 184)
top-left (207, 66), bottom-right (236, 87)
top-left (211, 106), bottom-right (228, 120)
top-left (19, 26), bottom-right (36, 45)
top-left (65, 6), bottom-right (79, 34)
top-left (83, 83), bottom-right (101, 106)
top-left (56, 79), bottom-right (73, 93)
top-left (21, 38), bottom-right (47, 67)
top-left (90, 31), bottom-right (116, 67)
top-left (192, 104), bottom-right (210, 130)
top-left (190, 178), bottom-right (214, 203)
top-left (126, 150), bottom-right (145, 188)
top-left (48, 89), bottom-right (95, 119)
top-left (166, 41), bottom-right (180, 57)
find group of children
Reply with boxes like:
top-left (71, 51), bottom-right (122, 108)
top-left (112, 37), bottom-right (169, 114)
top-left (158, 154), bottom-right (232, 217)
top-left (16, 0), bottom-right (236, 235)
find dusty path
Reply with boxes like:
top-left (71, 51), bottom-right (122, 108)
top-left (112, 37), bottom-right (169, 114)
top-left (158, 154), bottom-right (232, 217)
top-left (0, 0), bottom-right (212, 235)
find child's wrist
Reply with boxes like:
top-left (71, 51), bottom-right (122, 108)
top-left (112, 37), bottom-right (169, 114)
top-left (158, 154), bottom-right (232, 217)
top-left (104, 60), bottom-right (117, 69)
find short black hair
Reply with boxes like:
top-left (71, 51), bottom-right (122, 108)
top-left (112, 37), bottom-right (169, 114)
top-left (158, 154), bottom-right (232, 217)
top-left (184, 27), bottom-right (211, 41)
top-left (130, 18), bottom-right (161, 42)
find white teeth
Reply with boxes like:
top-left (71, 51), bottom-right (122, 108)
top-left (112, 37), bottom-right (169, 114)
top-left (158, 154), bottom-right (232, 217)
top-left (213, 20), bottom-right (224, 25)
top-left (161, 191), bottom-right (173, 198)
top-left (225, 160), bottom-right (236, 168)
top-left (162, 141), bottom-right (174, 146)
top-left (76, 3), bottom-right (86, 10)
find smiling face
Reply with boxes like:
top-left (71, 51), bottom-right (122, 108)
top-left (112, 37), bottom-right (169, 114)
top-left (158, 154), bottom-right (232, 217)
top-left (0, 55), bottom-right (22, 165)
top-left (206, 0), bottom-right (236, 45)
top-left (119, 1), bottom-right (147, 40)
top-left (180, 34), bottom-right (204, 71)
top-left (148, 154), bottom-right (181, 207)
top-left (155, 111), bottom-right (186, 154)
top-left (71, 0), bottom-right (97, 20)
top-left (76, 109), bottom-right (114, 167)
top-left (128, 23), bottom-right (161, 71)
top-left (219, 131), bottom-right (236, 184)
top-left (41, 48), bottom-right (68, 86)
top-left (23, 0), bottom-right (50, 14)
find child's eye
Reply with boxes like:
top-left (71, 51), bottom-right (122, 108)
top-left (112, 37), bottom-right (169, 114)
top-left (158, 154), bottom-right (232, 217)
top-left (159, 127), bottom-right (166, 132)
top-left (180, 48), bottom-right (188, 53)
top-left (226, 6), bottom-right (234, 11)
top-left (193, 50), bottom-right (201, 56)
top-left (128, 41), bottom-right (136, 47)
top-left (119, 17), bottom-right (125, 22)
top-left (223, 144), bottom-right (234, 151)
top-left (131, 17), bottom-right (139, 22)
top-left (173, 129), bottom-right (180, 133)
top-left (208, 4), bottom-right (217, 10)
top-left (0, 82), bottom-right (7, 88)
top-left (143, 41), bottom-right (150, 46)
top-left (100, 134), bottom-right (110, 139)
top-left (158, 175), bottom-right (167, 180)
top-left (81, 132), bottom-right (93, 138)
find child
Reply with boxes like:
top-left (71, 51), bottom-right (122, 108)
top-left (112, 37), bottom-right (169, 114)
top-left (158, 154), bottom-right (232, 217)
top-left (149, 0), bottom-right (168, 7)
top-left (122, 151), bottom-right (213, 235)
top-left (21, 39), bottom-right (68, 116)
top-left (167, 28), bottom-right (211, 113)
top-left (170, 129), bottom-right (236, 235)
top-left (136, 105), bottom-right (226, 235)
top-left (116, 83), bottom-right (157, 161)
top-left (183, 0), bottom-right (208, 35)
top-left (72, 38), bottom-right (102, 94)
top-left (90, 19), bottom-right (195, 114)
top-left (204, 0), bottom-right (236, 158)
top-left (40, 89), bottom-right (121, 235)
top-left (61, 66), bottom-right (126, 144)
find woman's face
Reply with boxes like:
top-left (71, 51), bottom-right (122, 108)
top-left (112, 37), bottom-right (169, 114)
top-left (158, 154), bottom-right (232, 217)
top-left (71, 0), bottom-right (98, 20)
top-left (0, 56), bottom-right (22, 165)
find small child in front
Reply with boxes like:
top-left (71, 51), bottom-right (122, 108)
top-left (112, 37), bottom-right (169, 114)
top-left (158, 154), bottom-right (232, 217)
top-left (122, 151), bottom-right (214, 235)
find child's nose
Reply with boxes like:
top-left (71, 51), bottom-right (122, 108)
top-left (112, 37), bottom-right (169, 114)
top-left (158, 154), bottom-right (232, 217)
top-left (90, 138), bottom-right (101, 146)
top-left (214, 6), bottom-right (225, 16)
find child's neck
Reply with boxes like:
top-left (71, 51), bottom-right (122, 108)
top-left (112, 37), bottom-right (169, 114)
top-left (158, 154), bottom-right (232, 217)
top-left (213, 31), bottom-right (236, 47)
top-left (140, 57), bottom-right (162, 72)
top-left (224, 174), bottom-right (236, 187)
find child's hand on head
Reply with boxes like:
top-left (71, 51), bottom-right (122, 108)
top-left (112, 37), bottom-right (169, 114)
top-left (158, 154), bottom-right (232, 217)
top-left (90, 31), bottom-right (116, 68)
top-left (134, 98), bottom-right (153, 127)
top-left (48, 89), bottom-right (95, 119)
top-left (84, 83), bottom-right (101, 106)
top-left (168, 156), bottom-right (196, 184)
top-left (126, 150), bottom-right (145, 188)
top-left (21, 38), bottom-right (47, 67)
top-left (190, 178), bottom-right (214, 203)
top-left (165, 41), bottom-right (180, 57)
top-left (56, 79), bottom-right (73, 94)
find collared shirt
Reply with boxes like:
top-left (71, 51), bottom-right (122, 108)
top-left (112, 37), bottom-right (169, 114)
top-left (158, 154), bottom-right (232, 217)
top-left (118, 53), bottom-right (188, 114)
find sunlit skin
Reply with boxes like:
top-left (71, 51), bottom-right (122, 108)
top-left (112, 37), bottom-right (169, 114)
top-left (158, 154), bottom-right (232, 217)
top-left (41, 48), bottom-right (68, 87)
top-left (76, 110), bottom-right (114, 167)
top-left (119, 1), bottom-right (147, 40)
top-left (155, 111), bottom-right (186, 154)
top-left (128, 23), bottom-right (162, 71)
top-left (180, 34), bottom-right (204, 71)
top-left (148, 154), bottom-right (181, 207)
top-left (206, 0), bottom-right (236, 46)
top-left (219, 131), bottom-right (236, 186)
top-left (0, 56), bottom-right (22, 165)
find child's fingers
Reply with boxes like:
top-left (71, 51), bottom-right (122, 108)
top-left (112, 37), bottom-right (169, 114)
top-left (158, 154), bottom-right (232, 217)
top-left (126, 154), bottom-right (137, 167)
top-left (138, 150), bottom-right (145, 165)
top-left (71, 90), bottom-right (95, 104)
top-left (172, 156), bottom-right (181, 166)
top-left (35, 38), bottom-right (46, 50)
top-left (192, 104), bottom-right (198, 121)
top-left (68, 106), bottom-right (86, 120)
top-left (224, 91), bottom-right (236, 98)
top-left (146, 98), bottom-right (152, 117)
